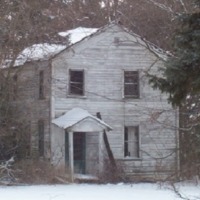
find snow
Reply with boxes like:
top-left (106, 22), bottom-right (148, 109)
top-left (0, 183), bottom-right (199, 200)
top-left (14, 43), bottom-right (66, 66)
top-left (3, 23), bottom-right (169, 68)
top-left (7, 24), bottom-right (166, 68)
top-left (52, 108), bottom-right (112, 130)
top-left (191, 103), bottom-right (196, 107)
top-left (186, 95), bottom-right (191, 100)
top-left (100, 1), bottom-right (106, 8)
top-left (59, 25), bottom-right (169, 62)
top-left (9, 27), bottom-right (97, 67)
top-left (148, 44), bottom-right (169, 60)
top-left (58, 27), bottom-right (98, 44)
top-left (74, 174), bottom-right (98, 181)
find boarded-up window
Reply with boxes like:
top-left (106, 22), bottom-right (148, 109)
top-left (69, 70), bottom-right (84, 95)
top-left (39, 70), bottom-right (44, 99)
top-left (124, 71), bottom-right (139, 98)
top-left (124, 126), bottom-right (140, 158)
top-left (38, 120), bottom-right (44, 157)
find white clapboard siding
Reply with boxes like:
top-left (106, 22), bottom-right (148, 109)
top-left (51, 24), bottom-right (178, 179)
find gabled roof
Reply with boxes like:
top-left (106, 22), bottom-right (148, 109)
top-left (53, 22), bottom-right (170, 61)
top-left (116, 23), bottom-right (171, 60)
top-left (6, 22), bottom-right (169, 68)
top-left (52, 108), bottom-right (112, 131)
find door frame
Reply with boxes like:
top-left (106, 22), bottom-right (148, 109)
top-left (65, 131), bottom-right (86, 174)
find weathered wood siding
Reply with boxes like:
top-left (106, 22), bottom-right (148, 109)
top-left (51, 124), bottom-right (65, 171)
top-left (85, 132), bottom-right (100, 175)
top-left (51, 126), bottom-right (103, 175)
top-left (9, 61), bottom-right (51, 158)
top-left (51, 24), bottom-right (178, 179)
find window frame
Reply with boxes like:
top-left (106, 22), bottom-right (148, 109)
top-left (124, 71), bottom-right (140, 98)
top-left (124, 126), bottom-right (140, 159)
top-left (68, 69), bottom-right (85, 96)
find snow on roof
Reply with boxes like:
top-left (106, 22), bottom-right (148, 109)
top-left (58, 27), bottom-right (98, 44)
top-left (52, 108), bottom-right (112, 131)
top-left (146, 43), bottom-right (170, 60)
top-left (5, 23), bottom-right (167, 68)
top-left (10, 27), bottom-right (97, 67)
top-left (59, 24), bottom-right (169, 60)
top-left (14, 43), bottom-right (66, 66)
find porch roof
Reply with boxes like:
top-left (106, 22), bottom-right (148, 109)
top-left (52, 108), bottom-right (112, 132)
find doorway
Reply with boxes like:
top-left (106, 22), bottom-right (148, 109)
top-left (73, 132), bottom-right (86, 174)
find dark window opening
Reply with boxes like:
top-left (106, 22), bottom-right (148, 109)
top-left (25, 123), bottom-right (31, 157)
top-left (69, 70), bottom-right (84, 96)
top-left (12, 74), bottom-right (18, 100)
top-left (0, 82), bottom-right (4, 97)
top-left (124, 126), bottom-right (139, 158)
top-left (124, 127), bottom-right (129, 156)
top-left (124, 71), bottom-right (139, 98)
top-left (38, 120), bottom-right (44, 157)
top-left (39, 70), bottom-right (44, 99)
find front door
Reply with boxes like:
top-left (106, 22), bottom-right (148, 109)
top-left (73, 132), bottom-right (86, 174)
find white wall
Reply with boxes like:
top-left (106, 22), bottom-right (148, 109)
top-left (51, 24), bottom-right (178, 179)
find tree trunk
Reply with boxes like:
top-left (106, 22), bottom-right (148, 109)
top-left (96, 112), bottom-right (117, 169)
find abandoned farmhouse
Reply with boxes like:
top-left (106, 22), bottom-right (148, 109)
top-left (2, 23), bottom-right (179, 181)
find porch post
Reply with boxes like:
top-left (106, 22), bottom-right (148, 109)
top-left (69, 131), bottom-right (74, 182)
top-left (99, 131), bottom-right (104, 174)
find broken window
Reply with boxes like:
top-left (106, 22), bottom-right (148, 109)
top-left (124, 71), bottom-right (139, 98)
top-left (38, 120), bottom-right (44, 157)
top-left (124, 126), bottom-right (140, 158)
top-left (69, 70), bottom-right (84, 96)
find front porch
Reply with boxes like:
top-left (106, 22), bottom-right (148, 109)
top-left (52, 108), bottom-right (112, 181)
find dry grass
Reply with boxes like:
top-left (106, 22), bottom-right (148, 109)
top-left (14, 159), bottom-right (58, 184)
top-left (98, 160), bottom-right (127, 183)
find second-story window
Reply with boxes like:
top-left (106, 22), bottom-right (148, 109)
top-left (124, 71), bottom-right (139, 98)
top-left (39, 70), bottom-right (44, 99)
top-left (69, 70), bottom-right (84, 96)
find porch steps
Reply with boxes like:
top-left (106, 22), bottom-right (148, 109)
top-left (74, 174), bottom-right (99, 183)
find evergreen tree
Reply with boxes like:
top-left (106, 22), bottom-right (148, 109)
top-left (149, 0), bottom-right (200, 106)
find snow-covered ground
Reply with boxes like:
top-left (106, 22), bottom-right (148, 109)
top-left (0, 183), bottom-right (199, 200)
